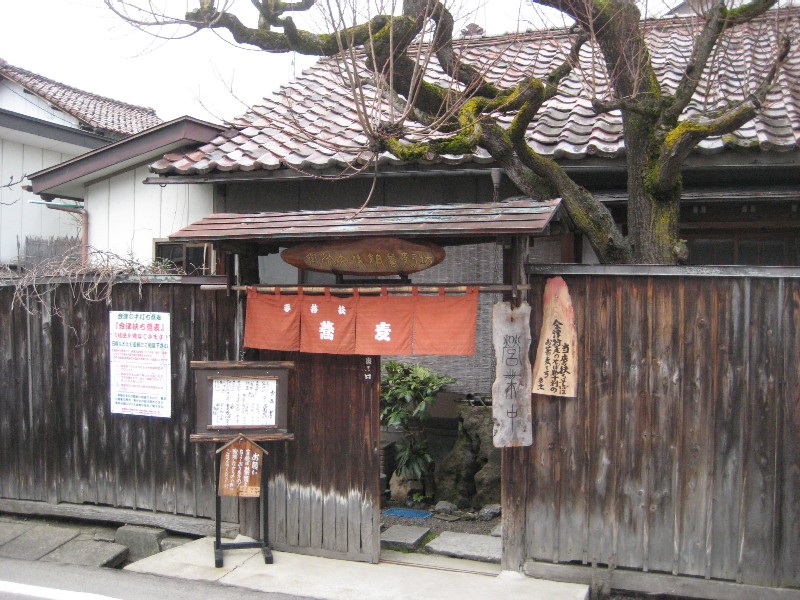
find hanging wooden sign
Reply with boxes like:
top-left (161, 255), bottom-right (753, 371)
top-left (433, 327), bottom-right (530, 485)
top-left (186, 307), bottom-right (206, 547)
top-left (218, 436), bottom-right (264, 497)
top-left (491, 301), bottom-right (533, 447)
top-left (281, 237), bottom-right (445, 276)
top-left (532, 277), bottom-right (578, 397)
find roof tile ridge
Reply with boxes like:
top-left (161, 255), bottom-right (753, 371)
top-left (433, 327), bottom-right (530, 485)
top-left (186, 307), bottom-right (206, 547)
top-left (0, 60), bottom-right (160, 118)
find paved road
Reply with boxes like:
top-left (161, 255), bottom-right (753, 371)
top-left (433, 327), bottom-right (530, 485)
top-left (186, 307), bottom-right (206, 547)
top-left (0, 557), bottom-right (309, 600)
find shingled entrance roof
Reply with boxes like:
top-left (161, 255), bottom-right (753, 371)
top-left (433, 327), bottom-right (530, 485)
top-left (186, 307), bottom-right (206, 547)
top-left (169, 199), bottom-right (561, 244)
top-left (152, 8), bottom-right (799, 177)
top-left (0, 59), bottom-right (162, 137)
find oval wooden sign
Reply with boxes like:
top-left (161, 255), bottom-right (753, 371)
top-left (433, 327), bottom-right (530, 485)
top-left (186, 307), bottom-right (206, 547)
top-left (281, 237), bottom-right (445, 276)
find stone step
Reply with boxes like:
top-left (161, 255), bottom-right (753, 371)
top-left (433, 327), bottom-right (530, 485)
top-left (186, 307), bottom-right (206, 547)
top-left (0, 524), bottom-right (78, 561)
top-left (380, 525), bottom-right (431, 551)
top-left (424, 531), bottom-right (501, 564)
top-left (42, 539), bottom-right (129, 568)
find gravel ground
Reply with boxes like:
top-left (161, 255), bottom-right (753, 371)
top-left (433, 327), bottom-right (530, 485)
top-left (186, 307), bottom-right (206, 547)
top-left (379, 504), bottom-right (500, 536)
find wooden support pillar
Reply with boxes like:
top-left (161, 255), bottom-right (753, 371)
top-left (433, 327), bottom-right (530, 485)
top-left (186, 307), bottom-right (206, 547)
top-left (500, 234), bottom-right (531, 570)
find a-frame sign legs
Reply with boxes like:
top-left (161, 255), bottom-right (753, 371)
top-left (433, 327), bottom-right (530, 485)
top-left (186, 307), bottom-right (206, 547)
top-left (213, 442), bottom-right (272, 568)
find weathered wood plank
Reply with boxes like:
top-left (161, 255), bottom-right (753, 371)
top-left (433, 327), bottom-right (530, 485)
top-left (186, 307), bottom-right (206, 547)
top-left (14, 293), bottom-right (32, 501)
top-left (779, 281), bottom-right (800, 587)
top-left (614, 276), bottom-right (648, 570)
top-left (347, 490), bottom-right (362, 556)
top-left (309, 355), bottom-right (325, 551)
top-left (676, 278), bottom-right (714, 576)
top-left (333, 357), bottom-right (350, 555)
top-left (528, 387), bottom-right (559, 559)
top-left (39, 295), bottom-right (56, 503)
top-left (555, 277), bottom-right (587, 564)
top-left (45, 288), bottom-right (67, 502)
top-left (502, 446), bottom-right (528, 571)
top-left (0, 288), bottom-right (20, 500)
top-left (26, 295), bottom-right (47, 502)
top-left (0, 498), bottom-right (237, 538)
top-left (150, 285), bottom-right (176, 515)
top-left (295, 354), bottom-right (313, 550)
top-left (645, 277), bottom-right (680, 573)
top-left (179, 286), bottom-right (201, 517)
top-left (708, 279), bottom-right (746, 581)
top-left (739, 279), bottom-right (781, 586)
top-left (67, 287), bottom-right (92, 503)
top-left (523, 560), bottom-right (800, 600)
top-left (272, 470), bottom-right (288, 546)
top-left (583, 275), bottom-right (619, 569)
top-left (89, 294), bottom-right (114, 507)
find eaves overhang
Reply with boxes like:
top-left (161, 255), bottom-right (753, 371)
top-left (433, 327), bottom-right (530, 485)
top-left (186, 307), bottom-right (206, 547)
top-left (143, 148), bottom-right (799, 187)
top-left (0, 107), bottom-right (117, 152)
top-left (169, 199), bottom-right (562, 246)
top-left (27, 116), bottom-right (225, 200)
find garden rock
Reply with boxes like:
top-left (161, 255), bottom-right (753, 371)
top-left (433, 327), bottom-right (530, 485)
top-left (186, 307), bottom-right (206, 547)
top-left (435, 405), bottom-right (501, 508)
top-left (434, 501), bottom-right (458, 515)
top-left (478, 504), bottom-right (501, 521)
top-left (389, 472), bottom-right (423, 501)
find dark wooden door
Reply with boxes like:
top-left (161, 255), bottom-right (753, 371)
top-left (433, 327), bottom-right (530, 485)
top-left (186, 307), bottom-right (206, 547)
top-left (264, 352), bottom-right (381, 562)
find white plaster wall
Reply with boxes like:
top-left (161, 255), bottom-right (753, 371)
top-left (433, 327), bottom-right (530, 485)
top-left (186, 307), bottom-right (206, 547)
top-left (0, 80), bottom-right (82, 129)
top-left (0, 137), bottom-right (78, 265)
top-left (86, 166), bottom-right (213, 262)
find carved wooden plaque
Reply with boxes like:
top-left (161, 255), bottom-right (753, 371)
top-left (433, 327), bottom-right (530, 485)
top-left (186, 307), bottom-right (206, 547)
top-left (218, 437), bottom-right (264, 497)
top-left (281, 237), bottom-right (445, 275)
top-left (491, 301), bottom-right (533, 447)
top-left (532, 277), bottom-right (578, 397)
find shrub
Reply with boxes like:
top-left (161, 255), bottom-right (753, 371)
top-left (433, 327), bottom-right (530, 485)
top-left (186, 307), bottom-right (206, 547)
top-left (380, 361), bottom-right (454, 481)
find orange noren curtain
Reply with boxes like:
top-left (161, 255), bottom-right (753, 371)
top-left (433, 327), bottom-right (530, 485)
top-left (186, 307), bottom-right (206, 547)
top-left (243, 287), bottom-right (301, 351)
top-left (412, 286), bottom-right (479, 355)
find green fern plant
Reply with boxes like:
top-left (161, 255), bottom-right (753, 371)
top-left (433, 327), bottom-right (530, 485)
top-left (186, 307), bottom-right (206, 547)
top-left (380, 361), bottom-right (454, 481)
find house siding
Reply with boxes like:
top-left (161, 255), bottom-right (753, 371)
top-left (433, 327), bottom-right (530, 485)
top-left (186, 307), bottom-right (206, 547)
top-left (86, 167), bottom-right (213, 262)
top-left (0, 80), bottom-right (81, 129)
top-left (0, 138), bottom-right (77, 265)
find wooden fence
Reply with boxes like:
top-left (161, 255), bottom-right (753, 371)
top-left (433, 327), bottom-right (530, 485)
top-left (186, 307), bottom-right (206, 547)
top-left (0, 280), bottom-right (380, 562)
top-left (507, 266), bottom-right (799, 594)
top-left (0, 281), bottom-right (239, 524)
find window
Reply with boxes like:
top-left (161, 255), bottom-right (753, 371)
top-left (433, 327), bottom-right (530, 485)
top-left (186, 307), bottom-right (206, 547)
top-left (154, 241), bottom-right (215, 275)
top-left (686, 233), bottom-right (800, 266)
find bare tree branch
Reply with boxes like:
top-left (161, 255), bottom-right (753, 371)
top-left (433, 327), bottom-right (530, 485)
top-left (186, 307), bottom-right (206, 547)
top-left (655, 34), bottom-right (790, 194)
top-left (664, 0), bottom-right (780, 123)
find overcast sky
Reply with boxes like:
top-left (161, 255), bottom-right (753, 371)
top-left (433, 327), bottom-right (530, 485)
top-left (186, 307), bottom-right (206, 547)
top-left (1, 0), bottom-right (549, 124)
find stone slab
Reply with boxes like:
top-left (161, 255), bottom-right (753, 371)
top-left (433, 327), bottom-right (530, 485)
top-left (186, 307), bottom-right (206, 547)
top-left (160, 535), bottom-right (193, 552)
top-left (93, 530), bottom-right (118, 543)
top-left (433, 514), bottom-right (461, 522)
top-left (0, 525), bottom-right (78, 560)
top-left (0, 522), bottom-right (34, 546)
top-left (490, 524), bottom-right (502, 537)
top-left (115, 525), bottom-right (166, 561)
top-left (380, 525), bottom-right (431, 551)
top-left (425, 531), bottom-right (502, 563)
top-left (41, 539), bottom-right (129, 567)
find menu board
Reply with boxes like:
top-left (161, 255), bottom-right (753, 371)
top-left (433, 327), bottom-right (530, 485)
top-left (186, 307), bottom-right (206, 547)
top-left (211, 377), bottom-right (277, 428)
top-left (192, 361), bottom-right (291, 438)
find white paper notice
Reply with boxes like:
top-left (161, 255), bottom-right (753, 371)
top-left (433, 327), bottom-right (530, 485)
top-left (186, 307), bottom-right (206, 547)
top-left (109, 311), bottom-right (171, 417)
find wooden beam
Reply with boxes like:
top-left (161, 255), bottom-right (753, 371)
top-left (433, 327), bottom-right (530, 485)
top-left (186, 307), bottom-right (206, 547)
top-left (199, 284), bottom-right (532, 294)
top-left (190, 360), bottom-right (295, 370)
top-left (0, 499), bottom-right (238, 539)
top-left (523, 560), bottom-right (800, 600)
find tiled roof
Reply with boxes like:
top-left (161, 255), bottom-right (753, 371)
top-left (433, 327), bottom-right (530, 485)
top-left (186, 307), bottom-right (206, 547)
top-left (152, 8), bottom-right (800, 176)
top-left (0, 60), bottom-right (162, 136)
